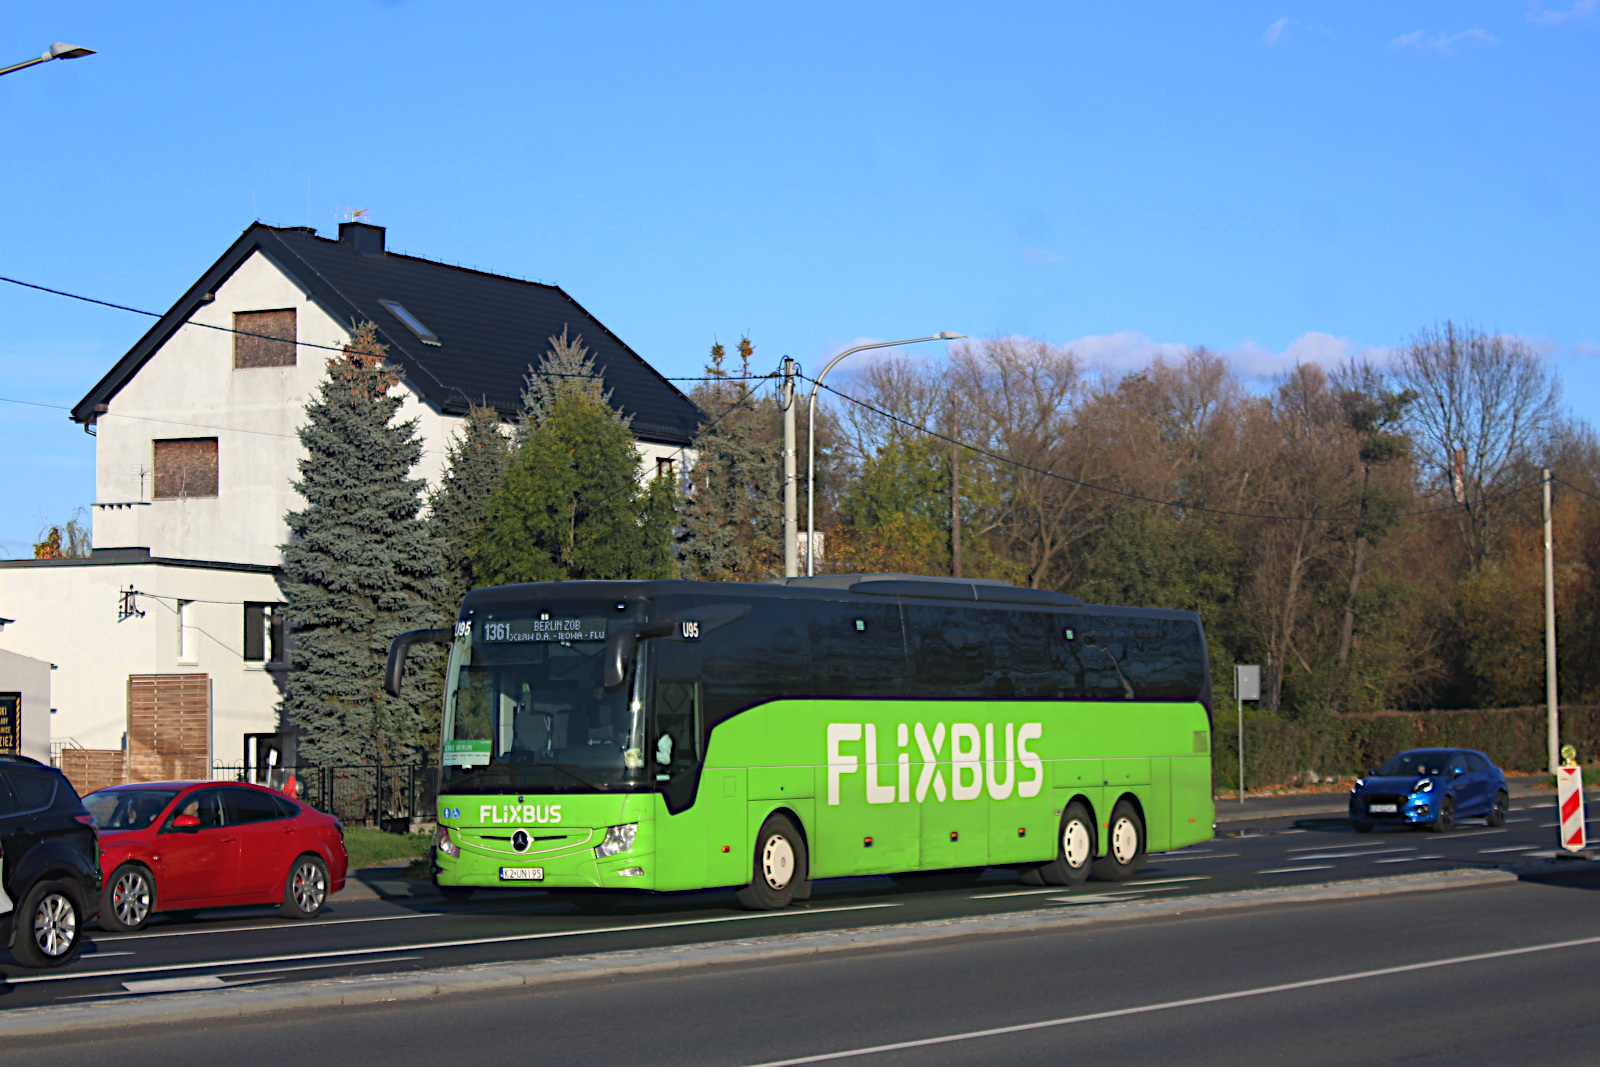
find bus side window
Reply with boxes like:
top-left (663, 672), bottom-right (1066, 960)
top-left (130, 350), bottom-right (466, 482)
top-left (654, 681), bottom-right (701, 779)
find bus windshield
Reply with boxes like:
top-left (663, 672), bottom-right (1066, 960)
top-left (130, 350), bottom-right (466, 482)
top-left (441, 602), bottom-right (649, 794)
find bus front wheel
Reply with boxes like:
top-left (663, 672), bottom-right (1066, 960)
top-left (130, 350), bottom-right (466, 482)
top-left (1038, 802), bottom-right (1095, 887)
top-left (736, 814), bottom-right (808, 911)
top-left (1090, 801), bottom-right (1144, 882)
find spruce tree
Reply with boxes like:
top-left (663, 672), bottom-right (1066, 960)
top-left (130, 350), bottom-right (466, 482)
top-left (428, 403), bottom-right (512, 612)
top-left (474, 386), bottom-right (677, 584)
top-left (680, 337), bottom-right (783, 580)
top-left (281, 324), bottom-right (448, 767)
top-left (517, 326), bottom-right (616, 441)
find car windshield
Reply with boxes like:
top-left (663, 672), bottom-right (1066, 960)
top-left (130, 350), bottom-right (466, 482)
top-left (442, 600), bottom-right (650, 794)
top-left (84, 789), bottom-right (179, 831)
top-left (1377, 751), bottom-right (1452, 777)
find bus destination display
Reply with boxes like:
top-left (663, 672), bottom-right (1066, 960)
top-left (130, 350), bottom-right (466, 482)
top-left (480, 617), bottom-right (608, 643)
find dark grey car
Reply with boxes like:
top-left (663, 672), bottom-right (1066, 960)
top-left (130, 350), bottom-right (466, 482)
top-left (0, 756), bottom-right (101, 967)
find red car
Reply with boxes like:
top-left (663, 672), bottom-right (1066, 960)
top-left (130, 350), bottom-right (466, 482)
top-left (82, 781), bottom-right (348, 932)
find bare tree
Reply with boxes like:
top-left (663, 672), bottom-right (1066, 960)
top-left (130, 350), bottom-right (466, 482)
top-left (1394, 323), bottom-right (1558, 561)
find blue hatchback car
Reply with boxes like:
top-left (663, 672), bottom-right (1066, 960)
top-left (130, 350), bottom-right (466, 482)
top-left (1349, 748), bottom-right (1509, 833)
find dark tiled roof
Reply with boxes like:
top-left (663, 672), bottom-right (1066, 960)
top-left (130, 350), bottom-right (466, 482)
top-left (74, 223), bottom-right (704, 445)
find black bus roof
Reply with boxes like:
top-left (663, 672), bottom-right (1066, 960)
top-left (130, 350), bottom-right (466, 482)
top-left (458, 574), bottom-right (1202, 625)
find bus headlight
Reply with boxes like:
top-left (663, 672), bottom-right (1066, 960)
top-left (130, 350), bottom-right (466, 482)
top-left (595, 823), bottom-right (638, 858)
top-left (437, 825), bottom-right (460, 858)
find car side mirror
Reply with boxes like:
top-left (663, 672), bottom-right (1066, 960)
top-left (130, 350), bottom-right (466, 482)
top-left (170, 813), bottom-right (201, 831)
top-left (1452, 767), bottom-right (1463, 776)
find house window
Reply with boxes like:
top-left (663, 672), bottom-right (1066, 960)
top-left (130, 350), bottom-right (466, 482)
top-left (178, 601), bottom-right (198, 664)
top-left (243, 603), bottom-right (285, 664)
top-left (233, 309), bottom-right (297, 368)
top-left (656, 457), bottom-right (676, 480)
top-left (153, 438), bottom-right (218, 499)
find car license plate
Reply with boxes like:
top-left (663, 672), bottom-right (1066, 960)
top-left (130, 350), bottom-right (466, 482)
top-left (1368, 803), bottom-right (1397, 814)
top-left (499, 867), bottom-right (544, 881)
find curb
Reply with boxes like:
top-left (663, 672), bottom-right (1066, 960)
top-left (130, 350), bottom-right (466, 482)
top-left (0, 867), bottom-right (1514, 1039)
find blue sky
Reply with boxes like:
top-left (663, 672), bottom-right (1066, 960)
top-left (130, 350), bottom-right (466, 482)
top-left (2, 2), bottom-right (1597, 556)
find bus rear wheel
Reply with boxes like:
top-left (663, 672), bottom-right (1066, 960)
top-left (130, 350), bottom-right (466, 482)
top-left (736, 814), bottom-right (807, 911)
top-left (1039, 802), bottom-right (1095, 887)
top-left (1090, 800), bottom-right (1143, 882)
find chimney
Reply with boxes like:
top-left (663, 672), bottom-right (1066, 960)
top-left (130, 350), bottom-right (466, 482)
top-left (338, 222), bottom-right (386, 256)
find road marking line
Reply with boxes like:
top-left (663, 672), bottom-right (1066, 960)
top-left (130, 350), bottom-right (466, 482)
top-left (1375, 855), bottom-right (1443, 863)
top-left (3, 903), bottom-right (903, 985)
top-left (1479, 846), bottom-right (1537, 853)
top-left (1151, 853), bottom-right (1240, 862)
top-left (1047, 887), bottom-right (1189, 904)
top-left (743, 933), bottom-right (1600, 1066)
top-left (216, 956), bottom-right (423, 978)
top-left (1434, 829), bottom-right (1505, 838)
top-left (1288, 848), bottom-right (1416, 861)
top-left (1257, 865), bottom-right (1335, 874)
top-left (973, 876), bottom-right (1207, 900)
top-left (1286, 844), bottom-right (1414, 863)
top-left (93, 912), bottom-right (434, 942)
top-left (1286, 841), bottom-right (1388, 853)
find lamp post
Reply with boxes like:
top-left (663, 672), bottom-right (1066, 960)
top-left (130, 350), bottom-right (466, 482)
top-left (0, 42), bottom-right (95, 78)
top-left (804, 332), bottom-right (966, 576)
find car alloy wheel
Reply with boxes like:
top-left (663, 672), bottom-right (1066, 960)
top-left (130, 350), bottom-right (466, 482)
top-left (1063, 817), bottom-right (1092, 870)
top-left (34, 891), bottom-right (77, 959)
top-left (291, 860), bottom-right (326, 913)
top-left (111, 868), bottom-right (152, 929)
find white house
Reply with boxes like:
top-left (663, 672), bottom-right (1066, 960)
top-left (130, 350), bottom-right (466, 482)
top-left (0, 221), bottom-right (702, 792)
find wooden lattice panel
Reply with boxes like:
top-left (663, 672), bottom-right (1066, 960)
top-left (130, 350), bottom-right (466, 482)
top-left (127, 674), bottom-right (210, 782)
top-left (61, 749), bottom-right (127, 795)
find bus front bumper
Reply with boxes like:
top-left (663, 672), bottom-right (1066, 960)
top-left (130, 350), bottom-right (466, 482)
top-left (435, 822), bottom-right (655, 890)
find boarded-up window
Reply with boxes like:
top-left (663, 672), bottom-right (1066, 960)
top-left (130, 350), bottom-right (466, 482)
top-left (127, 674), bottom-right (210, 782)
top-left (233, 308), bottom-right (297, 368)
top-left (153, 438), bottom-right (218, 499)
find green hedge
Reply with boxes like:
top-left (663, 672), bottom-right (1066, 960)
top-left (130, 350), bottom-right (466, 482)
top-left (1211, 705), bottom-right (1600, 790)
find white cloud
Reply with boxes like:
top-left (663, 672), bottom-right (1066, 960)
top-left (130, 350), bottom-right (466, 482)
top-left (1263, 16), bottom-right (1291, 46)
top-left (1527, 0), bottom-right (1597, 25)
top-left (1390, 27), bottom-right (1500, 53)
top-left (1059, 330), bottom-right (1393, 381)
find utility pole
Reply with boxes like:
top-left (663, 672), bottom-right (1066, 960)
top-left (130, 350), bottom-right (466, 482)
top-left (1544, 468), bottom-right (1559, 776)
top-left (951, 409), bottom-right (962, 578)
top-left (782, 357), bottom-right (798, 578)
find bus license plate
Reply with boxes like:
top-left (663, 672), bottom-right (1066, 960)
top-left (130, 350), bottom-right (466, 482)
top-left (1368, 803), bottom-right (1397, 814)
top-left (500, 867), bottom-right (544, 881)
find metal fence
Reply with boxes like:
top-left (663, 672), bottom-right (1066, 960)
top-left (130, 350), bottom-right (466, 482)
top-left (211, 761), bottom-right (436, 830)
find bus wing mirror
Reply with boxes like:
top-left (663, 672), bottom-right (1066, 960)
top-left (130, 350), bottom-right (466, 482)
top-left (384, 628), bottom-right (453, 697)
top-left (604, 622), bottom-right (674, 690)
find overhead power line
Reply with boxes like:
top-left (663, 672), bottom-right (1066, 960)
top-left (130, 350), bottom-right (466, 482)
top-left (805, 375), bottom-right (1543, 525)
top-left (0, 273), bottom-right (770, 384)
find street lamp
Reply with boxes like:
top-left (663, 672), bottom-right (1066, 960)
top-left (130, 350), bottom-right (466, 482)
top-left (804, 332), bottom-right (966, 576)
top-left (0, 42), bottom-right (95, 78)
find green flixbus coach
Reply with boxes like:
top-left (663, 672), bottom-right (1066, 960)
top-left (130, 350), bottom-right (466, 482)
top-left (385, 574), bottom-right (1215, 910)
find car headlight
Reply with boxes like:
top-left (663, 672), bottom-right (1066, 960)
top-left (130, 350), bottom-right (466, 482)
top-left (1352, 779), bottom-right (1365, 792)
top-left (436, 825), bottom-right (460, 858)
top-left (595, 823), bottom-right (638, 859)
top-left (1413, 778), bottom-right (1433, 794)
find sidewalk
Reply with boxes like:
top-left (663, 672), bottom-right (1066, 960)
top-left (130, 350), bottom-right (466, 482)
top-left (1213, 775), bottom-right (1565, 824)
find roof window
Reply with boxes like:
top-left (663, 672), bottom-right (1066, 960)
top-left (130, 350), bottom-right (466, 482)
top-left (379, 299), bottom-right (441, 346)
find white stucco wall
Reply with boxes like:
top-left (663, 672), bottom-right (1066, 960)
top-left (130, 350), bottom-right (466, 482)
top-left (0, 561), bottom-right (286, 766)
top-left (0, 647), bottom-right (52, 763)
top-left (91, 249), bottom-right (690, 567)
